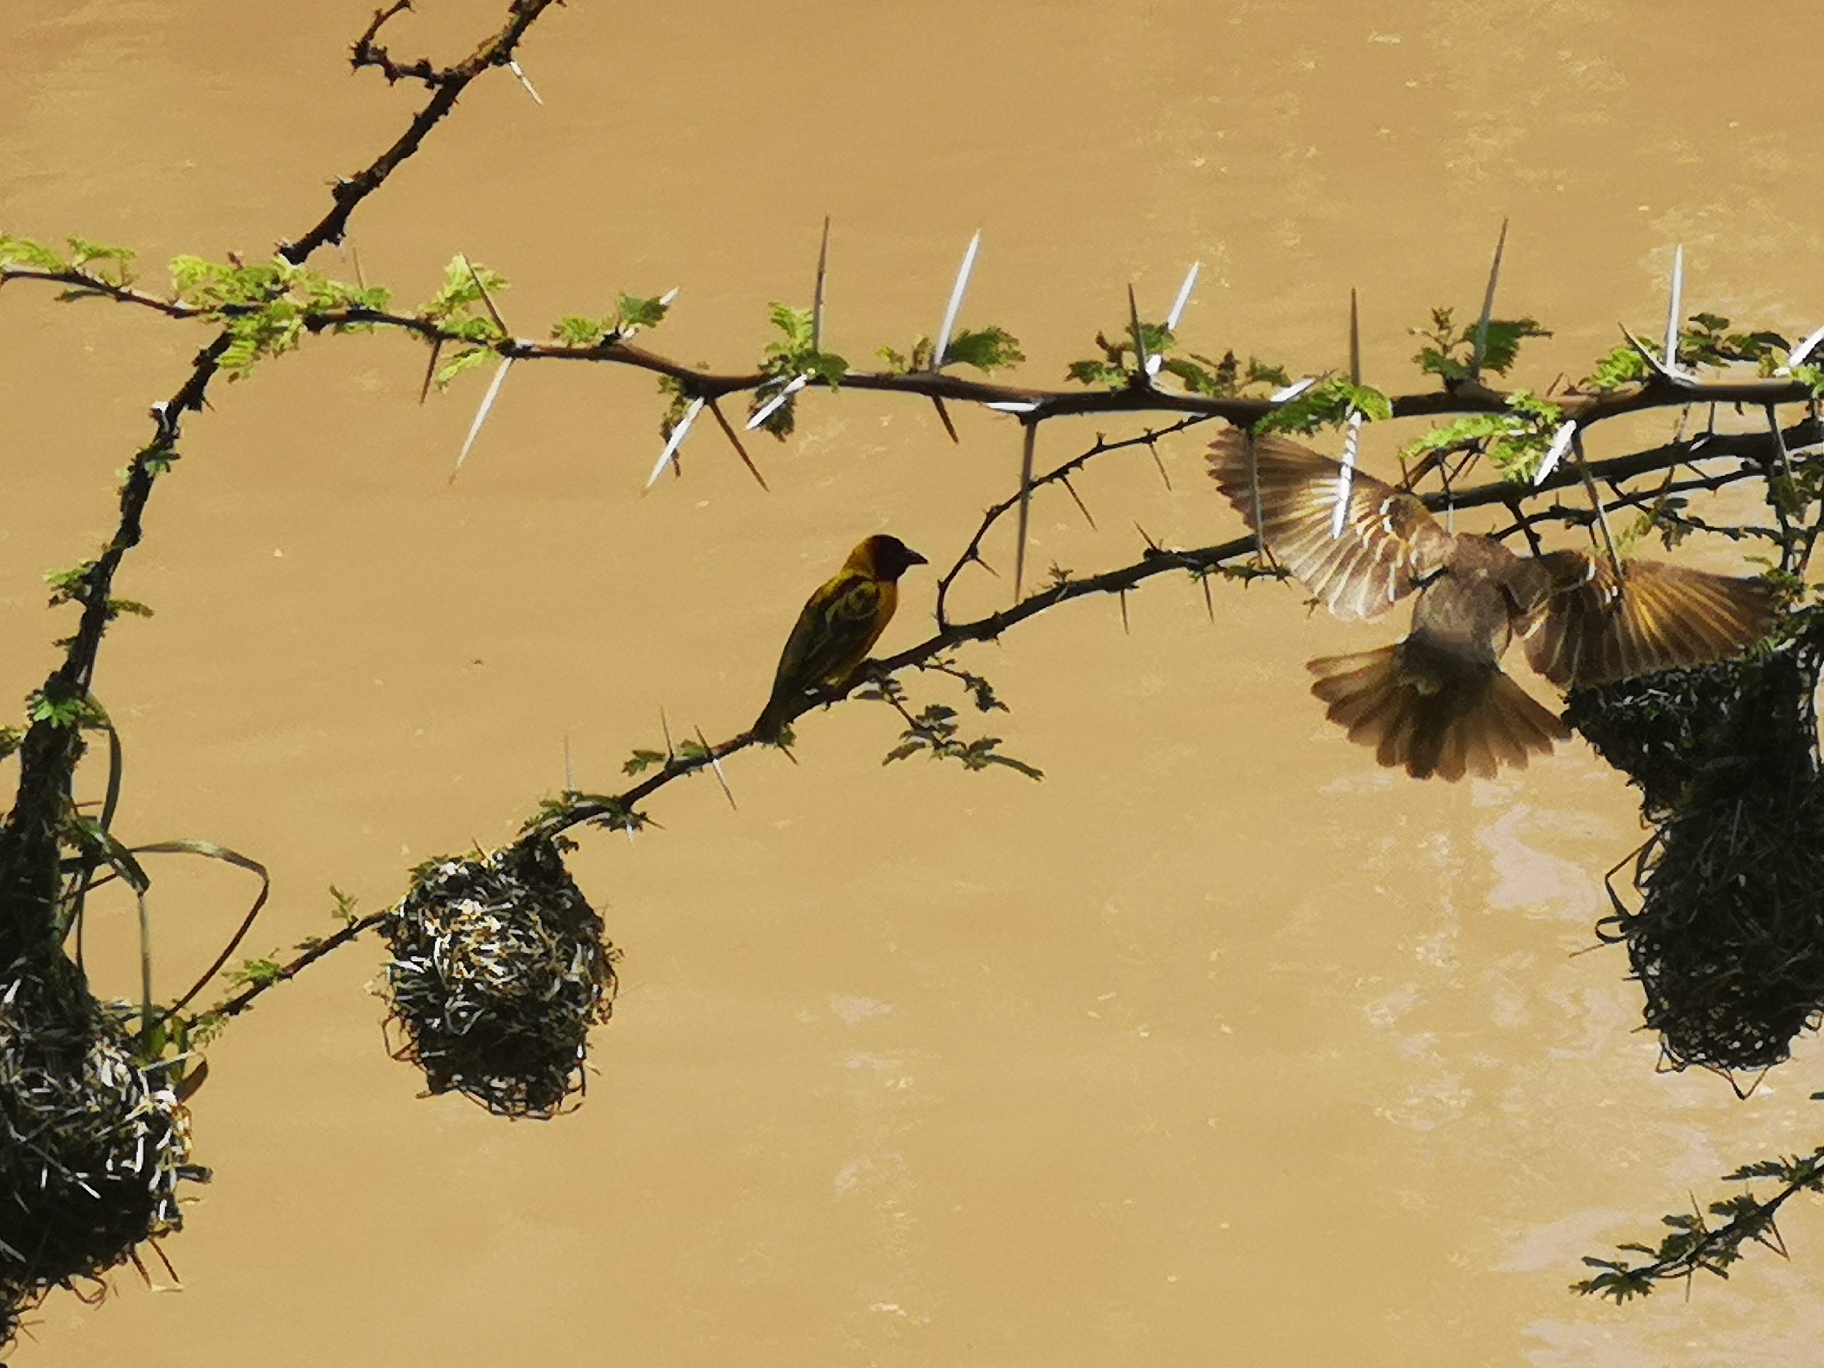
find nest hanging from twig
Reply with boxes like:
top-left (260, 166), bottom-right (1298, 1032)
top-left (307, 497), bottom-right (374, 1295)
top-left (0, 965), bottom-right (202, 1347)
top-left (1565, 657), bottom-right (1781, 821)
top-left (381, 836), bottom-right (618, 1119)
top-left (1570, 643), bottom-right (1824, 1074)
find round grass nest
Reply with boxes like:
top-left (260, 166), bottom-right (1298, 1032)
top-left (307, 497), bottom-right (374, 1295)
top-left (1564, 656), bottom-right (1780, 820)
top-left (0, 964), bottom-right (202, 1347)
top-left (1570, 646), bottom-right (1824, 1074)
top-left (381, 836), bottom-right (618, 1119)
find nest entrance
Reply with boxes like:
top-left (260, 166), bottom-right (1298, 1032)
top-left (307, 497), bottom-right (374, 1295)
top-left (381, 836), bottom-right (618, 1119)
top-left (1569, 642), bottom-right (1824, 1075)
top-left (0, 963), bottom-right (202, 1346)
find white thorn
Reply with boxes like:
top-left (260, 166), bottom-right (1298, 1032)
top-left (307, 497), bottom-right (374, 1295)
top-left (1535, 420), bottom-right (1578, 485)
top-left (647, 396), bottom-right (705, 488)
top-left (1269, 377), bottom-right (1317, 404)
top-left (658, 287), bottom-right (680, 307)
top-left (507, 59), bottom-right (543, 106)
top-left (745, 373), bottom-right (809, 430)
top-left (1663, 244), bottom-right (1685, 371)
top-left (983, 400), bottom-right (1041, 413)
top-left (1164, 261), bottom-right (1201, 333)
top-left (1786, 324), bottom-right (1824, 371)
top-left (933, 231), bottom-right (981, 368)
top-left (451, 357), bottom-right (514, 480)
top-left (1330, 409), bottom-right (1363, 539)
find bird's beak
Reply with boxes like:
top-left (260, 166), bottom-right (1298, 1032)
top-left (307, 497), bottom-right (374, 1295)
top-left (906, 548), bottom-right (929, 567)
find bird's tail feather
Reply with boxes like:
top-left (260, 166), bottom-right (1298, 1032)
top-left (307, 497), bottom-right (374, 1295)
top-left (752, 697), bottom-right (793, 744)
top-left (1307, 645), bottom-right (1568, 781)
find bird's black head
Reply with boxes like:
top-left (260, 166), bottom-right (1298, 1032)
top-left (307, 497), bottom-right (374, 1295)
top-left (855, 534), bottom-right (929, 581)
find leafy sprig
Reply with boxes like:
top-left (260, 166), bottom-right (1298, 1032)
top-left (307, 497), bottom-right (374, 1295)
top-left (168, 254), bottom-right (392, 379)
top-left (550, 291), bottom-right (672, 347)
top-left (417, 256), bottom-right (509, 387)
top-left (1401, 390), bottom-right (1564, 481)
top-left (1576, 1145), bottom-right (1824, 1302)
top-left (0, 233), bottom-right (137, 287)
top-left (1066, 315), bottom-right (1287, 398)
top-left (1255, 377), bottom-right (1391, 435)
top-left (1411, 306), bottom-right (1550, 382)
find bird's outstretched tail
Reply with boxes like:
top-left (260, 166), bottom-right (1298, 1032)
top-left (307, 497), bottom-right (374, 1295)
top-left (1307, 644), bottom-right (1569, 781)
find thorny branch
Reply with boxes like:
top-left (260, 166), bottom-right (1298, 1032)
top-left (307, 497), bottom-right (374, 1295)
top-left (517, 414), bottom-right (1815, 844)
top-left (282, 0), bottom-right (561, 264)
top-left (350, 2), bottom-right (444, 89)
top-left (0, 0), bottom-right (565, 963)
top-left (8, 286), bottom-right (1824, 432)
top-left (1576, 1144), bottom-right (1824, 1300)
top-left (934, 416), bottom-right (1211, 629)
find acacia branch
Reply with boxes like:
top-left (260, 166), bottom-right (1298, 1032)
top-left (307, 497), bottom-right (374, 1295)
top-left (934, 416), bottom-right (1213, 628)
top-left (0, 0), bottom-right (564, 964)
top-left (9, 287), bottom-right (1822, 441)
top-left (0, 268), bottom-right (207, 318)
top-left (1577, 1147), bottom-right (1824, 1300)
top-left (350, 2), bottom-right (443, 88)
top-left (281, 0), bottom-right (562, 264)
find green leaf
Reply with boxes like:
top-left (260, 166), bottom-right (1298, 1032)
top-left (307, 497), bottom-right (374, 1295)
top-left (433, 346), bottom-right (494, 389)
top-left (63, 236), bottom-right (136, 284)
top-left (552, 314), bottom-right (608, 346)
top-left (419, 256), bottom-right (510, 331)
top-left (1411, 305), bottom-right (1550, 380)
top-left (623, 748), bottom-right (668, 776)
top-left (0, 233), bottom-right (68, 271)
top-left (1256, 378), bottom-right (1389, 435)
top-left (1476, 318), bottom-right (1551, 375)
top-left (1066, 358), bottom-right (1126, 387)
top-left (27, 690), bottom-right (84, 729)
top-left (875, 338), bottom-right (933, 375)
top-left (227, 953), bottom-right (285, 988)
top-left (942, 326), bottom-right (1025, 373)
top-left (616, 292), bottom-right (669, 330)
top-left (1401, 390), bottom-right (1562, 481)
top-left (0, 726), bottom-right (22, 761)
top-left (45, 562), bottom-right (95, 606)
top-left (1580, 344), bottom-right (1651, 391)
top-left (766, 302), bottom-right (815, 352)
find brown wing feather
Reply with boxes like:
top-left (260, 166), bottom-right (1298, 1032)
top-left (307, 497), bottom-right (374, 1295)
top-left (1520, 550), bottom-right (1774, 687)
top-left (1208, 428), bottom-right (1453, 621)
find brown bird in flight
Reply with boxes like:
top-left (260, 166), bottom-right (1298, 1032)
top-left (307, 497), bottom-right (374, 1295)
top-left (1208, 429), bottom-right (1774, 781)
top-left (754, 533), bottom-right (929, 742)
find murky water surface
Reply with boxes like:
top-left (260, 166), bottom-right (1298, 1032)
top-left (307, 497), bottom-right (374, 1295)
top-left (6, 2), bottom-right (1824, 1364)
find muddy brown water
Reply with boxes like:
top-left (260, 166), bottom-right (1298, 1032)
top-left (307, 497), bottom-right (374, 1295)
top-left (6, 2), bottom-right (1824, 1364)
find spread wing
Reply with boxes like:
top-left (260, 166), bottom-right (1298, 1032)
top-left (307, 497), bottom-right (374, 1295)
top-left (1208, 428), bottom-right (1453, 620)
top-left (1519, 549), bottom-right (1775, 687)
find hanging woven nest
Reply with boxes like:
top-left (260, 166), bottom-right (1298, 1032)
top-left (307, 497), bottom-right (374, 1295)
top-left (0, 964), bottom-right (203, 1347)
top-left (381, 835), bottom-right (618, 1119)
top-left (1571, 642), bottom-right (1824, 1074)
top-left (1564, 656), bottom-right (1774, 820)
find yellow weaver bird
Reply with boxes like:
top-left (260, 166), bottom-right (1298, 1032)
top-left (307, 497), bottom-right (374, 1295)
top-left (753, 534), bottom-right (929, 742)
